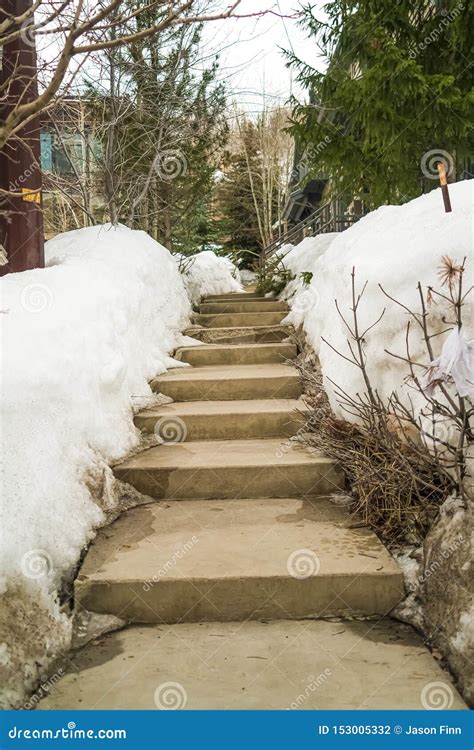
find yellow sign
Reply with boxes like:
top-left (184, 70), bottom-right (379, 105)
top-left (21, 188), bottom-right (41, 204)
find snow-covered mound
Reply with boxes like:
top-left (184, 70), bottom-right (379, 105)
top-left (284, 181), bottom-right (473, 417)
top-left (0, 224), bottom-right (191, 707)
top-left (180, 250), bottom-right (242, 305)
top-left (239, 268), bottom-right (256, 285)
top-left (279, 234), bottom-right (337, 328)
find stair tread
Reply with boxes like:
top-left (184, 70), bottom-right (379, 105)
top-left (116, 438), bottom-right (330, 470)
top-left (78, 497), bottom-right (402, 584)
top-left (177, 342), bottom-right (293, 353)
top-left (38, 618), bottom-right (467, 710)
top-left (136, 398), bottom-right (309, 419)
top-left (203, 293), bottom-right (265, 300)
top-left (154, 363), bottom-right (298, 382)
top-left (186, 324), bottom-right (290, 332)
top-left (199, 301), bottom-right (288, 313)
top-left (197, 312), bottom-right (285, 319)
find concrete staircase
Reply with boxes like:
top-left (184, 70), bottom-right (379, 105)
top-left (40, 291), bottom-right (466, 710)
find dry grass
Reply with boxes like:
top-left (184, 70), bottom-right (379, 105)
top-left (297, 361), bottom-right (454, 545)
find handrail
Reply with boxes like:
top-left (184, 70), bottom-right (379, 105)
top-left (264, 203), bottom-right (329, 258)
top-left (263, 200), bottom-right (360, 260)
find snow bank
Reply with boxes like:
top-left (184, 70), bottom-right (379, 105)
top-left (239, 268), bottom-right (256, 285)
top-left (280, 183), bottom-right (473, 706)
top-left (180, 250), bottom-right (242, 305)
top-left (279, 234), bottom-right (337, 328)
top-left (284, 182), bottom-right (473, 416)
top-left (0, 224), bottom-right (191, 707)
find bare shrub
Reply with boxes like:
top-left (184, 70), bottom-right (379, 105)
top-left (296, 258), bottom-right (472, 544)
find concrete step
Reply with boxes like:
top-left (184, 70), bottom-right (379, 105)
top-left (195, 311), bottom-right (286, 328)
top-left (135, 399), bottom-right (309, 441)
top-left (176, 342), bottom-right (296, 366)
top-left (200, 301), bottom-right (288, 314)
top-left (38, 618), bottom-right (467, 710)
top-left (114, 439), bottom-right (343, 500)
top-left (203, 293), bottom-right (265, 301)
top-left (151, 364), bottom-right (302, 401)
top-left (184, 325), bottom-right (292, 344)
top-left (74, 497), bottom-right (403, 623)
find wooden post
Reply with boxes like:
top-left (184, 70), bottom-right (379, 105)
top-left (0, 0), bottom-right (44, 275)
top-left (437, 162), bottom-right (452, 213)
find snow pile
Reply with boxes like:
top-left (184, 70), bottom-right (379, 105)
top-left (279, 234), bottom-right (337, 328)
top-left (239, 268), bottom-right (256, 285)
top-left (0, 224), bottom-right (191, 707)
top-left (180, 250), bottom-right (242, 305)
top-left (284, 182), bottom-right (473, 416)
top-left (274, 242), bottom-right (294, 259)
top-left (279, 183), bottom-right (473, 706)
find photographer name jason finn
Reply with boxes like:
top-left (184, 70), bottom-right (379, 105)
top-left (406, 726), bottom-right (462, 735)
top-left (318, 725), bottom-right (463, 736)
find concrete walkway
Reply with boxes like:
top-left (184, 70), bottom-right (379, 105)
top-left (40, 292), bottom-right (466, 710)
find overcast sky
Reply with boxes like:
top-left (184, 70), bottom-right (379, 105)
top-left (201, 0), bottom-right (326, 115)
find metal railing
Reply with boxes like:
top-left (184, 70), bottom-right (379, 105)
top-left (263, 200), bottom-right (361, 259)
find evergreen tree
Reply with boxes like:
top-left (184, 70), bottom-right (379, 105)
top-left (288, 1), bottom-right (473, 206)
top-left (217, 119), bottom-right (262, 267)
top-left (217, 110), bottom-right (293, 268)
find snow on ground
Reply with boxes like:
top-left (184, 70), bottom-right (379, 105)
top-left (279, 234), bottom-right (337, 328)
top-left (0, 225), bottom-right (240, 707)
top-left (279, 183), bottom-right (473, 705)
top-left (281, 181), bottom-right (473, 417)
top-left (239, 268), bottom-right (256, 285)
top-left (180, 250), bottom-right (242, 305)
